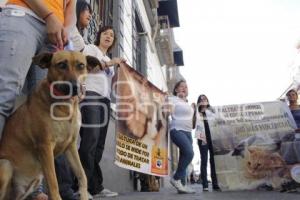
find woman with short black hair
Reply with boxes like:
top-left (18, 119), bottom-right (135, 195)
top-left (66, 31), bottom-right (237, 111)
top-left (78, 25), bottom-right (125, 198)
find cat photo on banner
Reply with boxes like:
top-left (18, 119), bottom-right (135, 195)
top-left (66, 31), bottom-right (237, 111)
top-left (207, 101), bottom-right (300, 191)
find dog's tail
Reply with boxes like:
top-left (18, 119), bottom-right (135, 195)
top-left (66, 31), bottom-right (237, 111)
top-left (0, 159), bottom-right (13, 200)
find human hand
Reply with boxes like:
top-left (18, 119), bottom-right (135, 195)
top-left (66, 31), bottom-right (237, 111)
top-left (111, 57), bottom-right (126, 65)
top-left (162, 103), bottom-right (173, 116)
top-left (45, 14), bottom-right (67, 50)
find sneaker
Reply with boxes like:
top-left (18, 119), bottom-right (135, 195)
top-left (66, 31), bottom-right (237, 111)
top-left (170, 178), bottom-right (185, 191)
top-left (88, 192), bottom-right (94, 200)
top-left (203, 187), bottom-right (209, 192)
top-left (170, 178), bottom-right (194, 194)
top-left (93, 188), bottom-right (118, 197)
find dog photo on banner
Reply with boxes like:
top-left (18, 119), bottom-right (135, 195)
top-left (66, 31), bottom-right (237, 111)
top-left (114, 63), bottom-right (169, 178)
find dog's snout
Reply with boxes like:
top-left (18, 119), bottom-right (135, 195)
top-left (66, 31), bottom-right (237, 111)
top-left (52, 80), bottom-right (79, 97)
top-left (71, 81), bottom-right (79, 96)
top-left (70, 79), bottom-right (79, 96)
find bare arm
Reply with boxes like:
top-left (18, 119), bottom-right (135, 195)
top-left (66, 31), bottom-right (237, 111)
top-left (64, 0), bottom-right (77, 34)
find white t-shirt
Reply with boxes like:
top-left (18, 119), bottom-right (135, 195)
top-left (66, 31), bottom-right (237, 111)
top-left (168, 96), bottom-right (194, 132)
top-left (82, 44), bottom-right (114, 99)
top-left (68, 27), bottom-right (85, 52)
top-left (194, 111), bottom-right (207, 143)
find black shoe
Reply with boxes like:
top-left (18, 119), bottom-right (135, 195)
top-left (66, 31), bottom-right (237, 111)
top-left (62, 195), bottom-right (79, 200)
top-left (213, 186), bottom-right (221, 191)
top-left (61, 192), bottom-right (80, 200)
top-left (280, 181), bottom-right (298, 193)
top-left (140, 187), bottom-right (150, 192)
top-left (257, 184), bottom-right (273, 191)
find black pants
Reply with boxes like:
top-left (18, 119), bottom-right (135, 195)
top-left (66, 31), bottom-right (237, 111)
top-left (78, 91), bottom-right (111, 195)
top-left (55, 155), bottom-right (77, 200)
top-left (198, 140), bottom-right (218, 188)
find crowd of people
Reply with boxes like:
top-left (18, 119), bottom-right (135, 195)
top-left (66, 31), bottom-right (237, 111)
top-left (0, 0), bottom-right (299, 199)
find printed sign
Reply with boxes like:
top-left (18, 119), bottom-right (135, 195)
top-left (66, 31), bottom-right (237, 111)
top-left (207, 101), bottom-right (300, 191)
top-left (114, 63), bottom-right (168, 176)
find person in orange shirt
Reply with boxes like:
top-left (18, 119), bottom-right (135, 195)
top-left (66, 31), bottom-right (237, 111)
top-left (0, 1), bottom-right (76, 200)
top-left (0, 0), bottom-right (76, 139)
top-left (0, 0), bottom-right (76, 140)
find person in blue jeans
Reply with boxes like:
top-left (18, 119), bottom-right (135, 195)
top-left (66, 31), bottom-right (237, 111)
top-left (0, 0), bottom-right (76, 139)
top-left (168, 80), bottom-right (196, 194)
top-left (196, 94), bottom-right (220, 191)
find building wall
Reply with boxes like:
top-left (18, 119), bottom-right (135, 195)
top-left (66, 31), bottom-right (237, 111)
top-left (146, 43), bottom-right (168, 91)
top-left (118, 0), bottom-right (167, 91)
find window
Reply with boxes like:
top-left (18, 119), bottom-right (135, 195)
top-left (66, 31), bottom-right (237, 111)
top-left (133, 10), bottom-right (147, 76)
top-left (85, 0), bottom-right (113, 44)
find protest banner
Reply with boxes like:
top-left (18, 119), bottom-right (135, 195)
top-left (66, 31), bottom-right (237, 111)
top-left (207, 101), bottom-right (300, 191)
top-left (114, 63), bottom-right (168, 176)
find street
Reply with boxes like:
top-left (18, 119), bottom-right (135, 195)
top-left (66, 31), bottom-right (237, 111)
top-left (93, 184), bottom-right (299, 200)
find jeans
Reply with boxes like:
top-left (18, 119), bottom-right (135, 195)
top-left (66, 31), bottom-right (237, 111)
top-left (78, 91), bottom-right (111, 194)
top-left (23, 64), bottom-right (48, 95)
top-left (170, 129), bottom-right (194, 181)
top-left (198, 140), bottom-right (218, 188)
top-left (0, 8), bottom-right (47, 137)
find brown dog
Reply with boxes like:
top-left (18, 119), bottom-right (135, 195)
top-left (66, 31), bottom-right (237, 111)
top-left (0, 51), bottom-right (101, 200)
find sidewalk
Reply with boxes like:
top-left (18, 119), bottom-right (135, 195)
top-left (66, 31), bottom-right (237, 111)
top-left (93, 184), bottom-right (299, 200)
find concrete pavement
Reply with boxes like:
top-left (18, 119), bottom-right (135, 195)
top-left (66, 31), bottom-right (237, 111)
top-left (93, 184), bottom-right (299, 200)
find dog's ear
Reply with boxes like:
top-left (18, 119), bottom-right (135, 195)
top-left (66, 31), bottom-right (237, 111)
top-left (86, 55), bottom-right (102, 72)
top-left (32, 52), bottom-right (53, 69)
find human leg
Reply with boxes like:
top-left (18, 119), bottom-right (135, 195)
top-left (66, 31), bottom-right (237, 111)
top-left (91, 97), bottom-right (118, 197)
top-left (0, 114), bottom-right (5, 139)
top-left (93, 97), bottom-right (110, 188)
top-left (55, 155), bottom-right (78, 200)
top-left (25, 64), bottom-right (48, 94)
top-left (170, 129), bottom-right (194, 180)
top-left (170, 130), bottom-right (194, 193)
top-left (78, 92), bottom-right (103, 194)
top-left (208, 143), bottom-right (219, 189)
top-left (0, 9), bottom-right (46, 137)
top-left (198, 140), bottom-right (208, 189)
